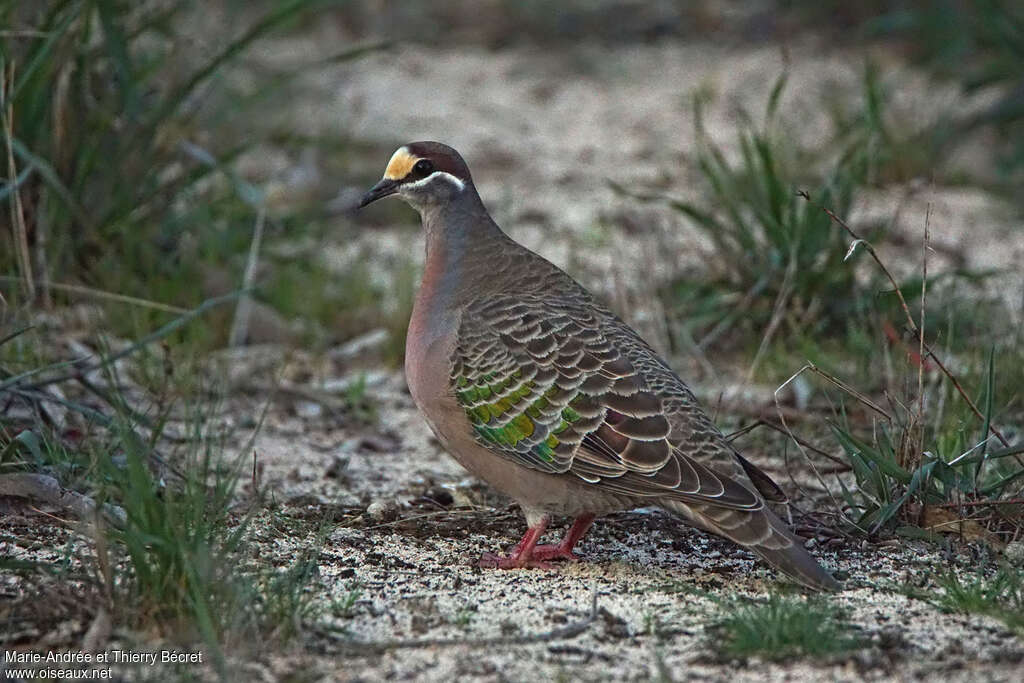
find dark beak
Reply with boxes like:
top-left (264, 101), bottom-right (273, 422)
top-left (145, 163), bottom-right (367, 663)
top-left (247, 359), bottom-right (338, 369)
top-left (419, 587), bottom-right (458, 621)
top-left (358, 178), bottom-right (399, 208)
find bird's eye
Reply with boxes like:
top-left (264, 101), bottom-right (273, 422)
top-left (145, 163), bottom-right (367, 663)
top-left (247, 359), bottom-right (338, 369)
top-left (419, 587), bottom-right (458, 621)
top-left (413, 159), bottom-right (434, 177)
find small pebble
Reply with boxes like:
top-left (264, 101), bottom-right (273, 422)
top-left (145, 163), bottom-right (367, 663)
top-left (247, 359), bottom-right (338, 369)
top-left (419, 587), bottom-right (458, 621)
top-left (330, 527), bottom-right (360, 543)
top-left (295, 400), bottom-right (323, 419)
top-left (1005, 540), bottom-right (1024, 566)
top-left (366, 498), bottom-right (399, 521)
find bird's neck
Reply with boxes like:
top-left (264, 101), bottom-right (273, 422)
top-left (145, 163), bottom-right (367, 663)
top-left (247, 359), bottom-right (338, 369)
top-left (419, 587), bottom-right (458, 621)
top-left (409, 192), bottom-right (504, 344)
top-left (420, 192), bottom-right (503, 302)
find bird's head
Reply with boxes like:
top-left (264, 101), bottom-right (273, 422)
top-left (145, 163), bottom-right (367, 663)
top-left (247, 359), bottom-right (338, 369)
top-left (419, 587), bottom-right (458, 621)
top-left (359, 141), bottom-right (473, 210)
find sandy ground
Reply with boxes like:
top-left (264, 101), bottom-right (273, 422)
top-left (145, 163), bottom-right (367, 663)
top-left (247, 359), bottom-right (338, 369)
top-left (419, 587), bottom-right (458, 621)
top-left (265, 36), bottom-right (1023, 344)
top-left (205, 344), bottom-right (1019, 682)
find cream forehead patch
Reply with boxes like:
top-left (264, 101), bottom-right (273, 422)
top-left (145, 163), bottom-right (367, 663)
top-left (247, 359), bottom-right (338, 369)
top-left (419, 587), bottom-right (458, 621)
top-left (383, 146), bottom-right (419, 180)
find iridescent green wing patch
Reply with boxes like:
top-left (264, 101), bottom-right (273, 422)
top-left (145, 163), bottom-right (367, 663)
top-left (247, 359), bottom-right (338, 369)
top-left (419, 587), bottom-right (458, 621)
top-left (451, 297), bottom-right (628, 474)
top-left (455, 374), bottom-right (587, 467)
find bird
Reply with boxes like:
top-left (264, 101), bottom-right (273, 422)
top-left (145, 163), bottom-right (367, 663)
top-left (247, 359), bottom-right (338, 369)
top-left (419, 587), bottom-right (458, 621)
top-left (358, 141), bottom-right (840, 591)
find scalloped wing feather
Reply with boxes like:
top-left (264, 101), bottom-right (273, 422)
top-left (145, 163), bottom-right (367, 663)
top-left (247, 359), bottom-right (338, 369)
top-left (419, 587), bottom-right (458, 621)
top-left (451, 294), bottom-right (763, 511)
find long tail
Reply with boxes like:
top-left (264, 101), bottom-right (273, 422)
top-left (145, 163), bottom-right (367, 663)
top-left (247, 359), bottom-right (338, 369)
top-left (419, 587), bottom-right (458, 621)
top-left (663, 501), bottom-right (841, 592)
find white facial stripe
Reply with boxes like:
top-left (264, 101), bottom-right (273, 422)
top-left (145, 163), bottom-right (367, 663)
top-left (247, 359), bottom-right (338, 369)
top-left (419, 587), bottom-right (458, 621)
top-left (403, 171), bottom-right (465, 192)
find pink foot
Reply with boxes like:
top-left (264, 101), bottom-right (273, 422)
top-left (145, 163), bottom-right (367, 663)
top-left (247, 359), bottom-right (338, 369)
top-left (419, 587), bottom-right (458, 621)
top-left (476, 516), bottom-right (551, 569)
top-left (477, 552), bottom-right (553, 569)
top-left (475, 514), bottom-right (596, 570)
top-left (530, 544), bottom-right (581, 562)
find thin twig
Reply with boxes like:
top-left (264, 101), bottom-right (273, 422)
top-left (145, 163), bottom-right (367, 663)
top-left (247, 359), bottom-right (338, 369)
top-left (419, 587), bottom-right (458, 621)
top-left (774, 365), bottom-right (850, 525)
top-left (788, 501), bottom-right (856, 540)
top-left (921, 202), bottom-right (929, 419)
top-left (725, 418), bottom-right (850, 469)
top-left (798, 190), bottom-right (1012, 450)
top-left (325, 585), bottom-right (600, 654)
top-left (0, 276), bottom-right (188, 313)
top-left (914, 203), bottom-right (931, 522)
top-left (935, 498), bottom-right (1024, 509)
top-left (918, 203), bottom-right (929, 438)
top-left (806, 361), bottom-right (891, 421)
top-left (800, 190), bottom-right (915, 329)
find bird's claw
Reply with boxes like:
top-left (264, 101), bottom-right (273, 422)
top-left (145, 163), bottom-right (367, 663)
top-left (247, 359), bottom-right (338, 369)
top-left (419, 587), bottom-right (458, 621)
top-left (531, 544), bottom-right (581, 562)
top-left (477, 552), bottom-right (553, 570)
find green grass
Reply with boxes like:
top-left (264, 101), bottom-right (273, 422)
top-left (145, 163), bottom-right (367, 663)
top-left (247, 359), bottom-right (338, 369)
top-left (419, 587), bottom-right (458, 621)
top-left (0, 385), bottom-right (331, 670)
top-left (3, 1), bottom-right (1024, 675)
top-left (0, 0), bottom-right (395, 665)
top-left (930, 568), bottom-right (1024, 635)
top-left (708, 595), bottom-right (862, 661)
top-left (814, 301), bottom-right (1024, 539)
top-left (341, 373), bottom-right (378, 424)
top-left (0, 268), bottom-right (330, 670)
top-left (640, 51), bottom-right (1024, 546)
top-left (105, 418), bottom-right (252, 654)
top-left (2, 1), bottom-right (294, 285)
top-left (642, 60), bottom-right (1017, 388)
top-left (867, 0), bottom-right (1024, 180)
top-left (630, 68), bottom-right (902, 364)
top-left (0, 0), bottom-right (382, 353)
top-left (262, 253), bottom-right (418, 362)
top-left (335, 580), bottom-right (362, 619)
top-left (784, 0), bottom-right (1024, 186)
top-left (259, 533), bottom-right (330, 643)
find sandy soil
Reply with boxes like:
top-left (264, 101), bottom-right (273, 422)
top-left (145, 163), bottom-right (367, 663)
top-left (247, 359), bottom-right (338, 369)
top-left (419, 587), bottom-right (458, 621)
top-left (276, 36), bottom-right (1023, 344)
top-left (216, 343), bottom-right (1021, 682)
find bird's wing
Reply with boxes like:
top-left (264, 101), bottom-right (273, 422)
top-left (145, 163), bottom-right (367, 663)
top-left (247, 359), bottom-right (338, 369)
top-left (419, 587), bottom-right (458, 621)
top-left (451, 293), bottom-right (763, 511)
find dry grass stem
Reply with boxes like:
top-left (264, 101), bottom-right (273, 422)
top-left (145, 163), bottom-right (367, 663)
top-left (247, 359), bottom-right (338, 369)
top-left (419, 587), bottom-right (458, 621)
top-left (774, 364), bottom-right (853, 528)
top-left (6, 291), bottom-right (242, 392)
top-left (725, 418), bottom-right (851, 469)
top-left (229, 207), bottom-right (267, 347)
top-left (2, 60), bottom-right (34, 300)
top-left (798, 190), bottom-right (1013, 451)
top-left (0, 276), bottom-right (189, 313)
top-left (918, 202), bottom-right (930, 435)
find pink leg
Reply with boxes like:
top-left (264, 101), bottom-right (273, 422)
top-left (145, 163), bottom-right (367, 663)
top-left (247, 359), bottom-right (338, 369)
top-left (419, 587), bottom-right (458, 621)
top-left (478, 516), bottom-right (551, 569)
top-left (532, 514), bottom-right (595, 562)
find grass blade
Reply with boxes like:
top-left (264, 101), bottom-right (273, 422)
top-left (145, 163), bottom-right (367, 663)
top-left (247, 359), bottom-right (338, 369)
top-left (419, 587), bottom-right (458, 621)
top-left (973, 345), bottom-right (996, 487)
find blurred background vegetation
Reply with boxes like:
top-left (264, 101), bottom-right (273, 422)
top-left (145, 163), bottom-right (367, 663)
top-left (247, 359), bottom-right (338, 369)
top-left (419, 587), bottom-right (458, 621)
top-left (2, 0), bottom-right (1023, 665)
top-left (2, 1), bottom-right (1022, 353)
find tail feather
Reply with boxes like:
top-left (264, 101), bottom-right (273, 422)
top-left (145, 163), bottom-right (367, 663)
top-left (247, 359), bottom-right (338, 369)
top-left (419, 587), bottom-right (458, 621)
top-left (663, 501), bottom-right (841, 592)
top-left (748, 510), bottom-right (840, 592)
